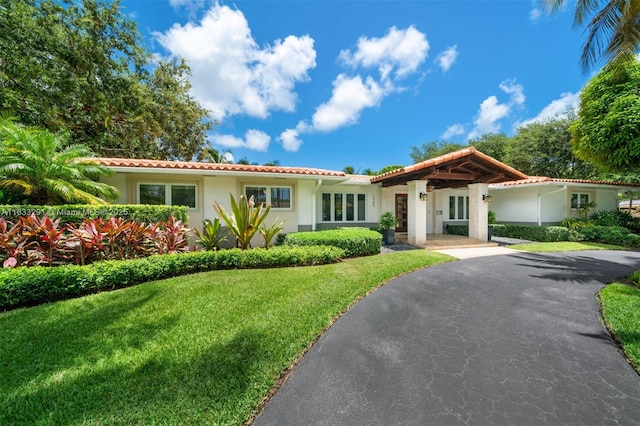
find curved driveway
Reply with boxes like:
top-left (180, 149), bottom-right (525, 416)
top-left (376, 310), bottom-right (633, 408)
top-left (256, 250), bottom-right (640, 426)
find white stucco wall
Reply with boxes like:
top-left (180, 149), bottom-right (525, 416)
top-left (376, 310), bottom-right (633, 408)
top-left (596, 189), bottom-right (619, 211)
top-left (489, 187), bottom-right (539, 224)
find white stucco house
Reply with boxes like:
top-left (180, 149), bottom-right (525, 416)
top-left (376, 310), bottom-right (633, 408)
top-left (96, 147), bottom-right (640, 245)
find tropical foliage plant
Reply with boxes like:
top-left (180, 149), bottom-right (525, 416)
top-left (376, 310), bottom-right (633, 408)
top-left (193, 218), bottom-right (227, 251)
top-left (0, 117), bottom-right (119, 205)
top-left (213, 194), bottom-right (271, 249)
top-left (0, 214), bottom-right (189, 267)
top-left (259, 217), bottom-right (286, 249)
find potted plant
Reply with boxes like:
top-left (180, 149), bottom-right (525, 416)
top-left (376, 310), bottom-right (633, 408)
top-left (488, 210), bottom-right (497, 241)
top-left (379, 212), bottom-right (398, 245)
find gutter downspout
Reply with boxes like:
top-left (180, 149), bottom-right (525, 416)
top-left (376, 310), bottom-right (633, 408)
top-left (537, 185), bottom-right (567, 226)
top-left (311, 179), bottom-right (322, 231)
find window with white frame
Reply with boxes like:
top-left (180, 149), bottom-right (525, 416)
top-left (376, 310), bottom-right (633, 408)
top-left (245, 186), bottom-right (292, 209)
top-left (322, 192), bottom-right (366, 222)
top-left (138, 183), bottom-right (197, 209)
top-left (571, 193), bottom-right (590, 210)
top-left (448, 195), bottom-right (469, 220)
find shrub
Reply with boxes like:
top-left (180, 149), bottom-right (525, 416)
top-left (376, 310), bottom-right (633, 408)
top-left (283, 228), bottom-right (382, 257)
top-left (577, 225), bottom-right (631, 245)
top-left (0, 245), bottom-right (345, 310)
top-left (0, 204), bottom-right (189, 225)
top-left (631, 270), bottom-right (640, 286)
top-left (491, 225), bottom-right (570, 242)
top-left (445, 225), bottom-right (469, 236)
top-left (590, 209), bottom-right (640, 232)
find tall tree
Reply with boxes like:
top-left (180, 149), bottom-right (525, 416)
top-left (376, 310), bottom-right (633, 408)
top-left (505, 116), bottom-right (598, 178)
top-left (0, 117), bottom-right (119, 205)
top-left (409, 141), bottom-right (466, 163)
top-left (469, 133), bottom-right (509, 162)
top-left (0, 0), bottom-right (211, 160)
top-left (546, 0), bottom-right (640, 71)
top-left (570, 58), bottom-right (640, 173)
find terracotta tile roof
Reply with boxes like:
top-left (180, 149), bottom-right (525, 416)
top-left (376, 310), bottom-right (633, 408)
top-left (90, 158), bottom-right (346, 177)
top-left (370, 147), bottom-right (528, 184)
top-left (493, 176), bottom-right (640, 187)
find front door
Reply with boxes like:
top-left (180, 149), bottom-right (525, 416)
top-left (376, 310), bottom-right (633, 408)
top-left (395, 194), bottom-right (408, 232)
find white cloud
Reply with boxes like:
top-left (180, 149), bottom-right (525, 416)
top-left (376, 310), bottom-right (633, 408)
top-left (244, 129), bottom-right (271, 151)
top-left (279, 26), bottom-right (428, 149)
top-left (211, 129), bottom-right (271, 152)
top-left (169, 0), bottom-right (204, 8)
top-left (155, 4), bottom-right (316, 120)
top-left (338, 26), bottom-right (429, 80)
top-left (518, 92), bottom-right (580, 127)
top-left (467, 79), bottom-right (526, 139)
top-left (436, 45), bottom-right (459, 73)
top-left (442, 123), bottom-right (466, 139)
top-left (312, 74), bottom-right (385, 132)
top-left (530, 7), bottom-right (543, 22)
top-left (499, 79), bottom-right (525, 105)
top-left (279, 128), bottom-right (303, 152)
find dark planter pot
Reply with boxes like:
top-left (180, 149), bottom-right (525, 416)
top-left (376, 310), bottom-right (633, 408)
top-left (382, 229), bottom-right (396, 245)
top-left (488, 226), bottom-right (493, 241)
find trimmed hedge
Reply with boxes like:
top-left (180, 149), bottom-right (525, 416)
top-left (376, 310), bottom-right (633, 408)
top-left (491, 224), bottom-right (570, 242)
top-left (0, 204), bottom-right (189, 225)
top-left (445, 225), bottom-right (469, 236)
top-left (283, 227), bottom-right (382, 257)
top-left (577, 225), bottom-right (631, 245)
top-left (0, 245), bottom-right (345, 311)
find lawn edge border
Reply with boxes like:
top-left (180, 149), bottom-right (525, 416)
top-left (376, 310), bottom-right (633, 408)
top-left (596, 279), bottom-right (640, 377)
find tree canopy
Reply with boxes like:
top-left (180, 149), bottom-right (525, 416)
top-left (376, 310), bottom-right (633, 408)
top-left (570, 58), bottom-right (640, 173)
top-left (505, 117), bottom-right (597, 178)
top-left (0, 0), bottom-right (211, 160)
top-left (408, 118), bottom-right (597, 179)
top-left (409, 141), bottom-right (466, 163)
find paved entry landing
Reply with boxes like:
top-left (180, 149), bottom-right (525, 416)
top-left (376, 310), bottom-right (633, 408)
top-left (397, 233), bottom-right (499, 250)
top-left (255, 250), bottom-right (640, 426)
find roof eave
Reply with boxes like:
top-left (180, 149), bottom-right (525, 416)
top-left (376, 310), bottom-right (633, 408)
top-left (106, 166), bottom-right (350, 181)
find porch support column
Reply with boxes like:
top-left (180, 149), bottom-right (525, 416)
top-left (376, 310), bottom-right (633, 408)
top-left (407, 180), bottom-right (427, 246)
top-left (468, 183), bottom-right (489, 242)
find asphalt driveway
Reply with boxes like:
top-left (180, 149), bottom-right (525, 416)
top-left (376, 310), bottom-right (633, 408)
top-left (255, 250), bottom-right (640, 426)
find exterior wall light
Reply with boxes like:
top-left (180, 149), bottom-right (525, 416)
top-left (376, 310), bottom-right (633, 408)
top-left (483, 194), bottom-right (492, 203)
top-left (419, 192), bottom-right (428, 201)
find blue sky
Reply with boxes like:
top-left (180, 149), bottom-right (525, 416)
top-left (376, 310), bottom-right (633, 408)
top-left (121, 0), bottom-right (593, 172)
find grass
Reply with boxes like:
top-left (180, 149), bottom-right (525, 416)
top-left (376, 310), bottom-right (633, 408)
top-left (600, 282), bottom-right (640, 373)
top-left (0, 250), bottom-right (453, 425)
top-left (509, 241), bottom-right (626, 252)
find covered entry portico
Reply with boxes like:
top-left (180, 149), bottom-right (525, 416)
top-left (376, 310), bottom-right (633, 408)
top-left (372, 148), bottom-right (527, 246)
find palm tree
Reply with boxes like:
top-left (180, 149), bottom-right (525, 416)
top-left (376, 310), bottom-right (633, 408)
top-left (0, 117), bottom-right (119, 205)
top-left (197, 145), bottom-right (232, 163)
top-left (547, 0), bottom-right (640, 72)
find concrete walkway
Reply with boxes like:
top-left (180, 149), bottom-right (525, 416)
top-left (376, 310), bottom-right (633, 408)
top-left (433, 246), bottom-right (520, 259)
top-left (255, 251), bottom-right (640, 425)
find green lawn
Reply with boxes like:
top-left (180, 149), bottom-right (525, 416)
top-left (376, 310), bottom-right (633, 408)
top-left (509, 241), bottom-right (626, 252)
top-left (0, 250), bottom-right (452, 425)
top-left (600, 283), bottom-right (640, 373)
